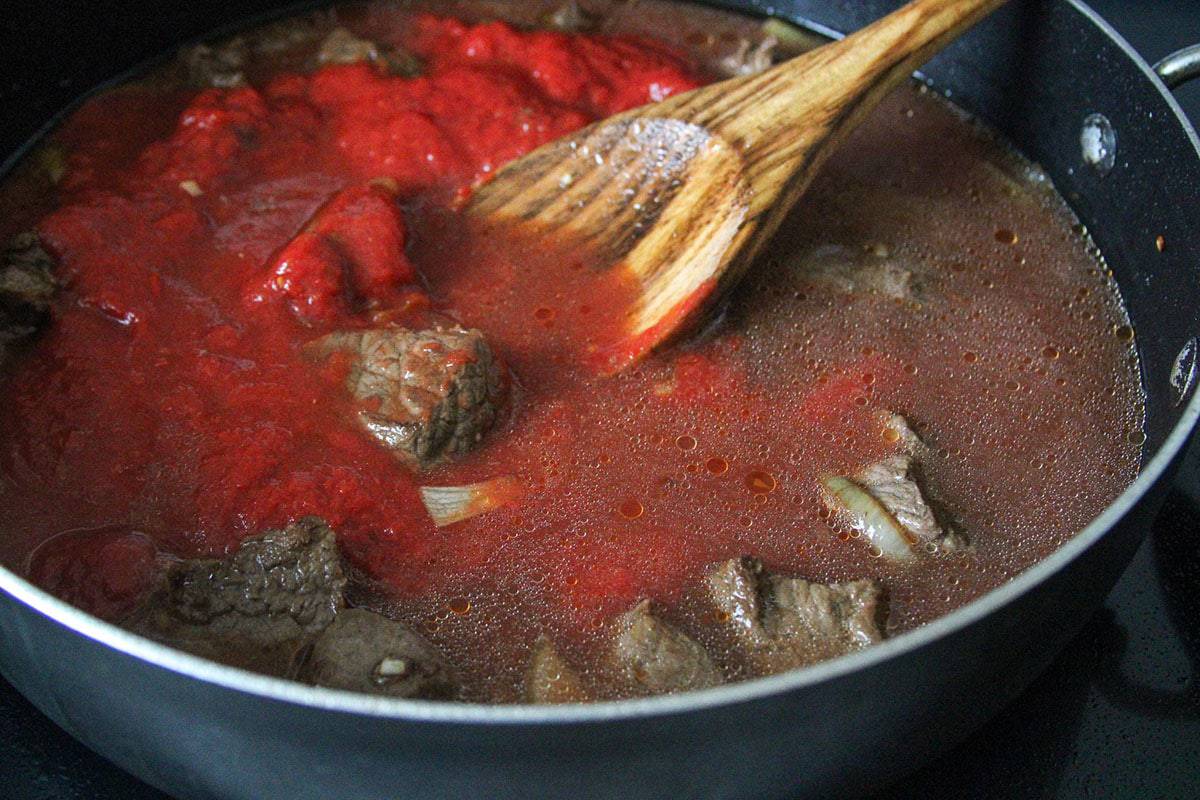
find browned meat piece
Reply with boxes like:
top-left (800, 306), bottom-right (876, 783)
top-left (541, 1), bottom-right (599, 33)
top-left (182, 40), bottom-right (249, 88)
top-left (768, 575), bottom-right (884, 659)
top-left (126, 517), bottom-right (346, 675)
top-left (297, 608), bottom-right (457, 699)
top-left (313, 326), bottom-right (509, 470)
top-left (716, 36), bottom-right (776, 76)
top-left (1, 232), bottom-right (56, 365)
top-left (879, 410), bottom-right (923, 452)
top-left (786, 242), bottom-right (923, 302)
top-left (316, 27), bottom-right (422, 76)
top-left (524, 635), bottom-right (588, 704)
top-left (610, 600), bottom-right (722, 695)
top-left (160, 516), bottom-right (345, 629)
top-left (705, 556), bottom-right (764, 641)
top-left (853, 412), bottom-right (967, 554)
top-left (706, 557), bottom-right (884, 673)
top-left (853, 455), bottom-right (947, 547)
top-left (126, 517), bottom-right (459, 697)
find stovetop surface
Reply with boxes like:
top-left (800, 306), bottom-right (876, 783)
top-left (2, 1), bottom-right (1199, 797)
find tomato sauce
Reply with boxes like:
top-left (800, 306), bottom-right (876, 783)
top-left (0, 2), bottom-right (1143, 701)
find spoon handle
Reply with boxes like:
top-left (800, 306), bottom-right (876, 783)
top-left (670, 0), bottom-right (1010, 221)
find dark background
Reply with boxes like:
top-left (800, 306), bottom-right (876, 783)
top-left (2, 1), bottom-right (1199, 798)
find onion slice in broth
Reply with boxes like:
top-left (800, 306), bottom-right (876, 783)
top-left (419, 476), bottom-right (523, 527)
top-left (821, 475), bottom-right (918, 561)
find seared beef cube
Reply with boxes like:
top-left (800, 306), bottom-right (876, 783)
top-left (715, 36), bottom-right (776, 77)
top-left (524, 635), bottom-right (588, 704)
top-left (870, 413), bottom-right (967, 552)
top-left (316, 27), bottom-right (422, 76)
top-left (853, 454), bottom-right (948, 547)
top-left (182, 40), bottom-right (249, 88)
top-left (163, 516), bottom-right (345, 629)
top-left (255, 180), bottom-right (417, 324)
top-left (787, 242), bottom-right (922, 302)
top-left (541, 1), bottom-right (599, 33)
top-left (1, 232), bottom-right (56, 363)
top-left (705, 556), bottom-right (769, 643)
top-left (880, 411), bottom-right (923, 452)
top-left (824, 413), bottom-right (967, 558)
top-left (610, 600), bottom-right (721, 695)
top-left (127, 517), bottom-right (346, 675)
top-left (766, 575), bottom-right (884, 660)
top-left (314, 326), bottom-right (508, 470)
top-left (298, 608), bottom-right (457, 699)
top-left (707, 557), bottom-right (884, 672)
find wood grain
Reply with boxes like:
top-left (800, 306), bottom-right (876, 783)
top-left (467, 0), bottom-right (1009, 373)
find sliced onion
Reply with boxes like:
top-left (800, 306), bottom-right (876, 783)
top-left (419, 476), bottom-right (523, 527)
top-left (821, 475), bottom-right (918, 561)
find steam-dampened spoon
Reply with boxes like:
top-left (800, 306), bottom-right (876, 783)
top-left (466, 0), bottom-right (1009, 374)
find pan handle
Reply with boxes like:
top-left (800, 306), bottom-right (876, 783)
top-left (1154, 44), bottom-right (1200, 90)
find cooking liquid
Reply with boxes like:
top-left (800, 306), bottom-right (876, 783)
top-left (0, 1), bottom-right (1143, 701)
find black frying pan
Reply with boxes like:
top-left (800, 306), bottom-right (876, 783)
top-left (0, 2), bottom-right (1198, 798)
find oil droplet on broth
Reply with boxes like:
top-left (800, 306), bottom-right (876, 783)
top-left (745, 470), bottom-right (777, 494)
top-left (995, 228), bottom-right (1019, 245)
top-left (449, 597), bottom-right (472, 616)
top-left (676, 434), bottom-right (697, 451)
top-left (619, 499), bottom-right (644, 519)
top-left (706, 456), bottom-right (729, 475)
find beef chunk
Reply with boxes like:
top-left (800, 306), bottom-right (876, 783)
top-left (524, 635), bottom-right (588, 704)
top-left (767, 575), bottom-right (884, 658)
top-left (313, 326), bottom-right (508, 470)
top-left (787, 242), bottom-right (922, 302)
top-left (853, 455), bottom-right (946, 547)
top-left (297, 608), bottom-right (457, 699)
top-left (316, 28), bottom-right (421, 76)
top-left (182, 40), bottom-right (249, 88)
top-left (126, 518), bottom-right (460, 697)
top-left (707, 557), bottom-right (884, 672)
top-left (541, 2), bottom-right (599, 33)
top-left (821, 413), bottom-right (966, 559)
top-left (1, 232), bottom-right (56, 363)
top-left (716, 36), bottom-right (777, 77)
top-left (159, 516), bottom-right (344, 629)
top-left (610, 600), bottom-right (721, 695)
top-left (880, 410), bottom-right (923, 452)
top-left (253, 180), bottom-right (417, 323)
top-left (126, 517), bottom-right (346, 675)
top-left (857, 412), bottom-right (967, 552)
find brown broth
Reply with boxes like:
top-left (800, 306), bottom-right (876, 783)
top-left (0, 1), bottom-right (1143, 703)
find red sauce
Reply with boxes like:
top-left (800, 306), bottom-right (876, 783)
top-left (1, 14), bottom-right (697, 588)
top-left (0, 4), bottom-right (1143, 701)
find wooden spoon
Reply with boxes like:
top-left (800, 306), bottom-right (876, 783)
top-left (466, 0), bottom-right (1009, 373)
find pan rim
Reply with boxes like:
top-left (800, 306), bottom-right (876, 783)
top-left (1, 0), bottom-right (1198, 726)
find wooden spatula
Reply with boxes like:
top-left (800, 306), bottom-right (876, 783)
top-left (467, 0), bottom-right (1009, 373)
